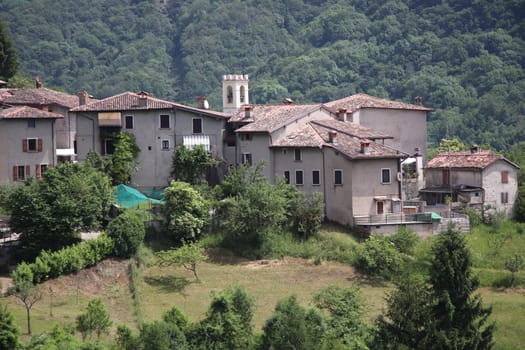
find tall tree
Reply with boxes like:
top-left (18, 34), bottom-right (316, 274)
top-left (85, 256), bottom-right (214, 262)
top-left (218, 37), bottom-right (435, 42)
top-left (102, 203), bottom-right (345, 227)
top-left (429, 226), bottom-right (494, 349)
top-left (0, 19), bottom-right (18, 80)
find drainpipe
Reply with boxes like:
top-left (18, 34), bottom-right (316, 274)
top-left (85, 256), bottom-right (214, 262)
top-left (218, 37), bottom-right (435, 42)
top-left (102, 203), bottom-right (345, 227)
top-left (52, 119), bottom-right (56, 166)
top-left (322, 149), bottom-right (328, 219)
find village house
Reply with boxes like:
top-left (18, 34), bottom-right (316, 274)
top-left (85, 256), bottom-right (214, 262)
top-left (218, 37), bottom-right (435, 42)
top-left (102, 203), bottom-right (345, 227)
top-left (420, 146), bottom-right (520, 218)
top-left (70, 91), bottom-right (229, 190)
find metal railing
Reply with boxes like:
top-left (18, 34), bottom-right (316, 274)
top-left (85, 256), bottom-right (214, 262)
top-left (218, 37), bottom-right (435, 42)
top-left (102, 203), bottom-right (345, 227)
top-left (353, 212), bottom-right (433, 225)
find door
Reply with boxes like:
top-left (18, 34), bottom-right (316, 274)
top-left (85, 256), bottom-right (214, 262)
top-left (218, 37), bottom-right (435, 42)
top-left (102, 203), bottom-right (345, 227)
top-left (377, 201), bottom-right (384, 215)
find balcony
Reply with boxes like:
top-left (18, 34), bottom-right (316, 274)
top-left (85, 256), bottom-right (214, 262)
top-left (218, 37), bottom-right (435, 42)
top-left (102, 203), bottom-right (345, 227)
top-left (353, 212), bottom-right (438, 226)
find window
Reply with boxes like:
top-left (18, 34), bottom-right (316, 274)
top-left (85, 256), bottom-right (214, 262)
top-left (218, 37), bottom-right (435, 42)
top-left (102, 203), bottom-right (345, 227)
top-left (377, 201), bottom-right (384, 214)
top-left (240, 86), bottom-right (245, 103)
top-left (28, 138), bottom-right (37, 151)
top-left (161, 139), bottom-right (170, 150)
top-left (294, 149), bottom-right (302, 161)
top-left (312, 170), bottom-right (320, 186)
top-left (295, 170), bottom-right (304, 185)
top-left (160, 114), bottom-right (170, 129)
top-left (13, 165), bottom-right (28, 181)
top-left (125, 115), bottom-right (134, 129)
top-left (241, 153), bottom-right (252, 166)
top-left (241, 133), bottom-right (252, 141)
top-left (104, 139), bottom-right (115, 155)
top-left (501, 171), bottom-right (509, 184)
top-left (35, 164), bottom-right (48, 179)
top-left (192, 118), bottom-right (203, 134)
top-left (284, 171), bottom-right (290, 184)
top-left (227, 86), bottom-right (233, 103)
top-left (23, 138), bottom-right (42, 152)
top-left (501, 192), bottom-right (509, 204)
top-left (381, 168), bottom-right (391, 184)
top-left (27, 119), bottom-right (36, 128)
top-left (334, 169), bottom-right (343, 186)
top-left (442, 169), bottom-right (450, 185)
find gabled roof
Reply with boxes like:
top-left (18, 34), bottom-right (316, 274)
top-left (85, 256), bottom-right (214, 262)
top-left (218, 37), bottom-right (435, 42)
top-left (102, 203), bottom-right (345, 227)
top-left (0, 105), bottom-right (63, 120)
top-left (0, 88), bottom-right (80, 108)
top-left (310, 119), bottom-right (392, 140)
top-left (71, 91), bottom-right (228, 118)
top-left (324, 93), bottom-right (432, 114)
top-left (272, 120), bottom-right (406, 160)
top-left (230, 104), bottom-right (324, 133)
top-left (426, 150), bottom-right (520, 170)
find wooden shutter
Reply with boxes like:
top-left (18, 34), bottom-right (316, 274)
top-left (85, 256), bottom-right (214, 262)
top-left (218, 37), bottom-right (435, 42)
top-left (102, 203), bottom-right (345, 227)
top-left (26, 165), bottom-right (30, 177)
top-left (37, 139), bottom-right (43, 152)
top-left (22, 139), bottom-right (28, 152)
top-left (36, 164), bottom-right (41, 179)
top-left (13, 166), bottom-right (18, 181)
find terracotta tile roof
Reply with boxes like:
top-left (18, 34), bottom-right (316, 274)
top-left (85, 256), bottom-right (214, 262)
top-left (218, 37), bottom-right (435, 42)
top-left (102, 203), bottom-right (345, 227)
top-left (272, 121), bottom-right (406, 160)
top-left (426, 150), bottom-right (519, 169)
top-left (310, 119), bottom-right (392, 140)
top-left (0, 105), bottom-right (63, 119)
top-left (324, 93), bottom-right (432, 114)
top-left (71, 91), bottom-right (228, 118)
top-left (0, 88), bottom-right (80, 108)
top-left (230, 104), bottom-right (323, 132)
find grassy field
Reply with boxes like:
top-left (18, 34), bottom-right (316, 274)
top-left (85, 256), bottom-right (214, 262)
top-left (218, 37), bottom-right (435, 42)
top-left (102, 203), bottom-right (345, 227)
top-left (2, 222), bottom-right (525, 349)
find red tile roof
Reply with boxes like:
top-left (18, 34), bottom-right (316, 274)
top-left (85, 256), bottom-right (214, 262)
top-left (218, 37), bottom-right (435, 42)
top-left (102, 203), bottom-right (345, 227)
top-left (0, 105), bottom-right (63, 119)
top-left (0, 88), bottom-right (80, 108)
top-left (311, 119), bottom-right (392, 140)
top-left (230, 104), bottom-right (324, 132)
top-left (426, 150), bottom-right (519, 169)
top-left (324, 93), bottom-right (432, 114)
top-left (71, 91), bottom-right (228, 118)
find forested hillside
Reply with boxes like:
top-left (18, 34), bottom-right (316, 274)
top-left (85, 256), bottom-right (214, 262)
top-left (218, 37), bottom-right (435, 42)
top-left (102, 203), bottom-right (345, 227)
top-left (1, 0), bottom-right (524, 150)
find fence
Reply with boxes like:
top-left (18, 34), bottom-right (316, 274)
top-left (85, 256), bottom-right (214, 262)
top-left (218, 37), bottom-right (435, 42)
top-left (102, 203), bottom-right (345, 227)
top-left (353, 212), bottom-right (434, 225)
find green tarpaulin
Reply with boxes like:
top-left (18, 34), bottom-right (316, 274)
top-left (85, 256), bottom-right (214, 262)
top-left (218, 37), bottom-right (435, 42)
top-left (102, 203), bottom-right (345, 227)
top-left (114, 184), bottom-right (163, 208)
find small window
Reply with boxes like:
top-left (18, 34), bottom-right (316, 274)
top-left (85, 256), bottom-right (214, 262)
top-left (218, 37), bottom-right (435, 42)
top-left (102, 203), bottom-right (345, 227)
top-left (284, 171), bottom-right (290, 184)
top-left (501, 192), bottom-right (509, 204)
top-left (161, 139), bottom-right (170, 150)
top-left (294, 149), bottom-right (302, 161)
top-left (18, 166), bottom-right (26, 181)
top-left (334, 169), bottom-right (343, 186)
top-left (282, 149), bottom-right (287, 155)
top-left (381, 168), bottom-right (391, 184)
top-left (35, 164), bottom-right (48, 179)
top-left (104, 139), bottom-right (115, 155)
top-left (501, 171), bottom-right (509, 184)
top-left (227, 86), bottom-right (233, 103)
top-left (377, 201), bottom-right (384, 214)
top-left (295, 170), bottom-right (304, 186)
top-left (28, 138), bottom-right (37, 152)
top-left (312, 170), bottom-right (320, 186)
top-left (241, 153), bottom-right (252, 166)
top-left (27, 119), bottom-right (36, 128)
top-left (193, 118), bottom-right (203, 134)
top-left (240, 86), bottom-right (245, 103)
top-left (125, 115), bottom-right (134, 129)
top-left (160, 114), bottom-right (170, 129)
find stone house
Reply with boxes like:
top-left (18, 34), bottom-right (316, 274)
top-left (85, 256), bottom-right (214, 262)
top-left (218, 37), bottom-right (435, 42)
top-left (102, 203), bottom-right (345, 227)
top-left (421, 147), bottom-right (520, 217)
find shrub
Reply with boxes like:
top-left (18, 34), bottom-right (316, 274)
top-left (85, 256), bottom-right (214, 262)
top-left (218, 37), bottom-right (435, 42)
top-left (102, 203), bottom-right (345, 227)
top-left (388, 227), bottom-right (418, 255)
top-left (292, 192), bottom-right (324, 240)
top-left (354, 236), bottom-right (402, 278)
top-left (106, 210), bottom-right (145, 258)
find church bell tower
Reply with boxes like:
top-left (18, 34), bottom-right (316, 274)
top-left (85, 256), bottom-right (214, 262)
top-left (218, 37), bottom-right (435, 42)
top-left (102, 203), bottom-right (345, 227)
top-left (222, 74), bottom-right (249, 114)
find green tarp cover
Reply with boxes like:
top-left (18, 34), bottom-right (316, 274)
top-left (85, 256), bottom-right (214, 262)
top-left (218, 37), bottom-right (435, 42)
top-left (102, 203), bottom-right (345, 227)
top-left (430, 212), bottom-right (442, 221)
top-left (114, 184), bottom-right (162, 208)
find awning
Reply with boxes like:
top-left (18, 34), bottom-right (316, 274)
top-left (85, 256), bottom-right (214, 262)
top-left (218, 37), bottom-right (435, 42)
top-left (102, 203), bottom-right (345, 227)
top-left (402, 157), bottom-right (417, 164)
top-left (98, 112), bottom-right (122, 127)
top-left (374, 196), bottom-right (389, 201)
top-left (183, 135), bottom-right (210, 151)
top-left (56, 148), bottom-right (75, 156)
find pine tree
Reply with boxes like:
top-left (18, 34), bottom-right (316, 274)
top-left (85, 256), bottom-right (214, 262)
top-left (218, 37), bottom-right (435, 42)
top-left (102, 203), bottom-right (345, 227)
top-left (0, 19), bottom-right (18, 80)
top-left (0, 305), bottom-right (21, 349)
top-left (429, 225), bottom-right (494, 349)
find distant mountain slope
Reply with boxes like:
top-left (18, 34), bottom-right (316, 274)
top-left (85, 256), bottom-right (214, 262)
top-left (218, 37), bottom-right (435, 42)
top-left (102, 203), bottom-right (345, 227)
top-left (1, 0), bottom-right (524, 150)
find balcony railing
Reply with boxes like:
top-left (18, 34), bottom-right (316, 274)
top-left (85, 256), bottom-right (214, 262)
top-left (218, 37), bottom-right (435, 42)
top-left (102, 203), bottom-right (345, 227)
top-left (353, 212), bottom-right (434, 225)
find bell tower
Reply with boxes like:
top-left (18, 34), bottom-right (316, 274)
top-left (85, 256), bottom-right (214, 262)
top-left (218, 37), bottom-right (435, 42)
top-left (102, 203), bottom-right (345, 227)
top-left (222, 74), bottom-right (249, 114)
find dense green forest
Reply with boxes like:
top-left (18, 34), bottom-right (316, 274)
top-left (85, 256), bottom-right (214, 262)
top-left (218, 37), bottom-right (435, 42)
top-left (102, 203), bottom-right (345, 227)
top-left (1, 0), bottom-right (524, 150)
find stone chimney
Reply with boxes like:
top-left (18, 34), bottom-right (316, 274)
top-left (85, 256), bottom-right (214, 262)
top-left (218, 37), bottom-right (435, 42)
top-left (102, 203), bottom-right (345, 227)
top-left (78, 91), bottom-right (90, 106)
top-left (243, 105), bottom-right (253, 119)
top-left (196, 96), bottom-right (206, 109)
top-left (35, 76), bottom-right (42, 89)
top-left (328, 131), bottom-right (337, 143)
top-left (336, 108), bottom-right (347, 121)
top-left (360, 141), bottom-right (370, 154)
top-left (414, 96), bottom-right (422, 105)
top-left (470, 144), bottom-right (480, 154)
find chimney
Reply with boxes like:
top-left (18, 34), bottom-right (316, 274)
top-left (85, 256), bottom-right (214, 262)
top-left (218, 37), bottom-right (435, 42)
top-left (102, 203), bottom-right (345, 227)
top-left (78, 91), bottom-right (90, 106)
top-left (138, 91), bottom-right (148, 107)
top-left (337, 108), bottom-right (347, 121)
top-left (35, 76), bottom-right (42, 89)
top-left (360, 141), bottom-right (370, 154)
top-left (283, 98), bottom-right (294, 105)
top-left (244, 105), bottom-right (253, 119)
top-left (414, 96), bottom-right (422, 105)
top-left (470, 144), bottom-right (480, 154)
top-left (196, 96), bottom-right (206, 109)
top-left (328, 131), bottom-right (337, 143)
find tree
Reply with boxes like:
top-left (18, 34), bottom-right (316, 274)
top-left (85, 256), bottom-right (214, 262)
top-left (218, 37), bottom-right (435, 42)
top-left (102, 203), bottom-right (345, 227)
top-left (140, 320), bottom-right (188, 350)
top-left (504, 254), bottom-right (523, 287)
top-left (260, 295), bottom-right (325, 350)
top-left (109, 132), bottom-right (140, 185)
top-left (162, 181), bottom-right (210, 242)
top-left (157, 241), bottom-right (208, 281)
top-left (171, 145), bottom-right (216, 185)
top-left (0, 19), bottom-right (19, 80)
top-left (291, 191), bottom-right (324, 240)
top-left (0, 305), bottom-right (21, 349)
top-left (106, 210), bottom-right (145, 258)
top-left (9, 262), bottom-right (42, 335)
top-left (75, 298), bottom-right (112, 340)
top-left (354, 236), bottom-right (403, 278)
top-left (429, 226), bottom-right (494, 349)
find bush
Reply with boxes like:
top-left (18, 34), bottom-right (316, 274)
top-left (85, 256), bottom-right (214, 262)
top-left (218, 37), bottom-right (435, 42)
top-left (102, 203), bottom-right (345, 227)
top-left (354, 236), bottom-right (403, 278)
top-left (106, 210), bottom-right (145, 258)
top-left (291, 192), bottom-right (324, 240)
top-left (388, 227), bottom-right (418, 255)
